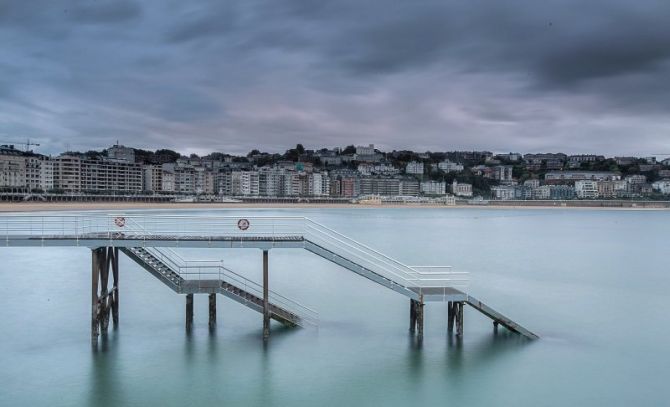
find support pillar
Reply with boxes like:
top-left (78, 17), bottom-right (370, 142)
top-left (186, 294), bottom-right (194, 331)
top-left (455, 302), bottom-right (464, 337)
top-left (92, 247), bottom-right (120, 342)
top-left (110, 247), bottom-right (119, 327)
top-left (409, 299), bottom-right (417, 333)
top-left (447, 301), bottom-right (455, 334)
top-left (91, 248), bottom-right (102, 341)
top-left (416, 295), bottom-right (424, 339)
top-left (262, 250), bottom-right (270, 339)
top-left (209, 293), bottom-right (217, 330)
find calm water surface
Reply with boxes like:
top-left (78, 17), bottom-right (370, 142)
top-left (0, 208), bottom-right (668, 406)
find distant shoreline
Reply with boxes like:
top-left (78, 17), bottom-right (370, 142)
top-left (0, 201), bottom-right (668, 212)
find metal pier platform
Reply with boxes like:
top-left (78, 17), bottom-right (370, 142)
top-left (0, 214), bottom-right (538, 342)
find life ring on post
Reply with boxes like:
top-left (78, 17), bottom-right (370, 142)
top-left (114, 217), bottom-right (126, 228)
top-left (237, 218), bottom-right (250, 231)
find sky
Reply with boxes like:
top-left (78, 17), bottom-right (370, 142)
top-left (1, 0), bottom-right (670, 157)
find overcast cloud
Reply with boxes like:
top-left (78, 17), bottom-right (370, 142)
top-left (1, 0), bottom-right (669, 156)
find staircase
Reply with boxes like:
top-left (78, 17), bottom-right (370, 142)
top-left (120, 246), bottom-right (317, 327)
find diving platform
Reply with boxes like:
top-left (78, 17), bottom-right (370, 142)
top-left (0, 214), bottom-right (538, 341)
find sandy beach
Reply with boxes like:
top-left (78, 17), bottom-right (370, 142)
top-left (0, 201), bottom-right (668, 212)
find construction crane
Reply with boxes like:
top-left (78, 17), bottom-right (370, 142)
top-left (0, 139), bottom-right (40, 152)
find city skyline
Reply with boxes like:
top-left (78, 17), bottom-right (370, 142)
top-left (2, 1), bottom-right (670, 157)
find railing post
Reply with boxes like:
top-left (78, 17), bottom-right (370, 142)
top-left (263, 249), bottom-right (270, 339)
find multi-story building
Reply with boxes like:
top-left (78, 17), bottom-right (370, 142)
top-left (53, 155), bottom-right (81, 192)
top-left (79, 159), bottom-right (143, 192)
top-left (652, 180), bottom-right (670, 194)
top-left (437, 160), bottom-right (464, 173)
top-left (575, 180), bottom-right (599, 198)
top-left (144, 165), bottom-right (163, 192)
top-left (399, 178), bottom-right (420, 196)
top-left (545, 171), bottom-right (621, 183)
top-left (597, 181), bottom-right (616, 199)
top-left (451, 181), bottom-right (473, 197)
top-left (39, 159), bottom-right (54, 191)
top-left (359, 177), bottom-right (400, 196)
top-left (420, 181), bottom-right (446, 195)
top-left (405, 161), bottom-right (424, 175)
top-left (491, 185), bottom-right (516, 200)
top-left (493, 165), bottom-right (513, 183)
top-left (0, 146), bottom-right (27, 189)
top-left (549, 185), bottom-right (576, 200)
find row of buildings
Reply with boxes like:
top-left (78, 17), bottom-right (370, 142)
top-left (0, 145), bottom-right (467, 198)
top-left (491, 172), bottom-right (669, 200)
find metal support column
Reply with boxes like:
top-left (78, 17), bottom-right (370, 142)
top-left (209, 293), bottom-right (216, 330)
top-left (186, 294), bottom-right (194, 331)
top-left (262, 250), bottom-right (270, 339)
top-left (409, 299), bottom-right (417, 333)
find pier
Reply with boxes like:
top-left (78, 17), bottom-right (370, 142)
top-left (0, 214), bottom-right (538, 342)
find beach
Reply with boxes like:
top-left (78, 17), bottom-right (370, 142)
top-left (0, 201), bottom-right (668, 212)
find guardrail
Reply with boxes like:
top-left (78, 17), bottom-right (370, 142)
top-left (0, 214), bottom-right (467, 290)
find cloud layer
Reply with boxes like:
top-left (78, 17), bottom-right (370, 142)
top-left (1, 0), bottom-right (669, 156)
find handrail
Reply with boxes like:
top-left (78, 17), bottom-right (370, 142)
top-left (0, 213), bottom-right (466, 291)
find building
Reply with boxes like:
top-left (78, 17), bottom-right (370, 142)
top-left (549, 185), bottom-right (576, 200)
top-left (451, 181), bottom-right (473, 197)
top-left (545, 171), bottom-right (621, 183)
top-left (491, 185), bottom-right (516, 200)
top-left (0, 146), bottom-right (27, 189)
top-left (420, 181), bottom-right (446, 195)
top-left (106, 144), bottom-right (135, 163)
top-left (355, 144), bottom-right (375, 156)
top-left (651, 180), bottom-right (670, 194)
top-left (79, 159), bottom-right (143, 192)
top-left (575, 180), bottom-right (599, 198)
top-left (359, 177), bottom-right (400, 196)
top-left (39, 159), bottom-right (54, 191)
top-left (437, 160), bottom-right (464, 173)
top-left (405, 161), bottom-right (424, 175)
top-left (399, 178), bottom-right (420, 196)
top-left (53, 156), bottom-right (82, 192)
top-left (493, 165), bottom-right (513, 183)
top-left (597, 181), bottom-right (616, 198)
top-left (524, 179), bottom-right (540, 188)
top-left (144, 165), bottom-right (163, 192)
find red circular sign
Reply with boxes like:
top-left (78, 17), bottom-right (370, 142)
top-left (237, 218), bottom-right (250, 230)
top-left (114, 217), bottom-right (126, 228)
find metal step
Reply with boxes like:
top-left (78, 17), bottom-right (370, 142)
top-left (121, 247), bottom-right (307, 327)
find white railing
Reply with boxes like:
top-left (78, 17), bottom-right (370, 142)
top-left (0, 214), bottom-right (467, 290)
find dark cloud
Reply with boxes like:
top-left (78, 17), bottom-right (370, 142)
top-left (0, 0), bottom-right (669, 156)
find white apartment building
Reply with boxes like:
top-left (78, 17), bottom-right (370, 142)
top-left (405, 161), bottom-right (424, 175)
top-left (161, 170), bottom-right (176, 192)
top-left (39, 159), bottom-right (54, 191)
top-left (451, 181), bottom-right (473, 197)
top-left (420, 180), bottom-right (446, 195)
top-left (355, 144), bottom-right (375, 156)
top-left (575, 180), bottom-right (599, 198)
top-left (652, 180), bottom-right (670, 194)
top-left (437, 160), bottom-right (464, 173)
